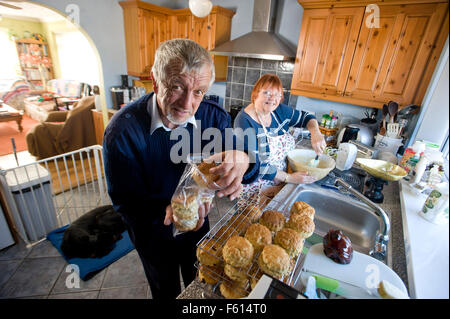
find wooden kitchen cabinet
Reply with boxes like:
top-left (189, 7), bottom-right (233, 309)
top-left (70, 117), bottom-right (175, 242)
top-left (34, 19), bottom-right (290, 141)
top-left (91, 109), bottom-right (117, 145)
top-left (292, 0), bottom-right (449, 108)
top-left (290, 7), bottom-right (365, 98)
top-left (120, 1), bottom-right (234, 81)
top-left (120, 1), bottom-right (171, 77)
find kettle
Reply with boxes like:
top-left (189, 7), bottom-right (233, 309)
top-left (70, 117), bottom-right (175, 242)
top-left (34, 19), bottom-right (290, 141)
top-left (337, 124), bottom-right (374, 147)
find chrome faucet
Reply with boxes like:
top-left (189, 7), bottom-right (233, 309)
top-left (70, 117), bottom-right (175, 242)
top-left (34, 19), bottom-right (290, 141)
top-left (334, 178), bottom-right (390, 261)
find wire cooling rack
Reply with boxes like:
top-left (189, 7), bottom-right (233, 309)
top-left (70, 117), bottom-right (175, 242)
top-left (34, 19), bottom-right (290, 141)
top-left (195, 192), bottom-right (307, 298)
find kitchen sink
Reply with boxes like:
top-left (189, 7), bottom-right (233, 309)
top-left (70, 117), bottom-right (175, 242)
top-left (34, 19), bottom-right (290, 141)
top-left (294, 187), bottom-right (379, 255)
top-left (267, 182), bottom-right (389, 259)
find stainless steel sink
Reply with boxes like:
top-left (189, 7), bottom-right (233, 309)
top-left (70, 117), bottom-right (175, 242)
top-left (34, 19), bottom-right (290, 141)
top-left (294, 187), bottom-right (379, 255)
top-left (268, 182), bottom-right (389, 259)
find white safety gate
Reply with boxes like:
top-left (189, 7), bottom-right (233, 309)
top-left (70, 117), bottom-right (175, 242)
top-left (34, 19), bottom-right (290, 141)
top-left (0, 145), bottom-right (111, 246)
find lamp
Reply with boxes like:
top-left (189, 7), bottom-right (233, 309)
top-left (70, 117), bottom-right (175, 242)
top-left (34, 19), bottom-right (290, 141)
top-left (189, 0), bottom-right (212, 18)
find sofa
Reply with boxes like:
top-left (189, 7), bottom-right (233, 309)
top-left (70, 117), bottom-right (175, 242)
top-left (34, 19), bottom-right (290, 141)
top-left (0, 78), bottom-right (37, 111)
top-left (23, 79), bottom-right (92, 122)
top-left (26, 96), bottom-right (97, 160)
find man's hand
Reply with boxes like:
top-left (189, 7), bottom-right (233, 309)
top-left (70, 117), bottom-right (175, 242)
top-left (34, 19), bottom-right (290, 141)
top-left (164, 201), bottom-right (213, 232)
top-left (207, 150), bottom-right (249, 201)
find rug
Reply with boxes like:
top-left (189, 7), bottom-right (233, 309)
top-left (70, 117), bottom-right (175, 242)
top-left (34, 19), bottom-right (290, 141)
top-left (0, 114), bottom-right (39, 156)
top-left (47, 225), bottom-right (135, 280)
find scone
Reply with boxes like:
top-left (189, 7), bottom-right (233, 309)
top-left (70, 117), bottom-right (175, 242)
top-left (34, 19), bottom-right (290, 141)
top-left (273, 227), bottom-right (304, 258)
top-left (224, 264), bottom-right (249, 282)
top-left (196, 238), bottom-right (223, 266)
top-left (222, 236), bottom-right (254, 268)
top-left (259, 210), bottom-right (286, 233)
top-left (244, 223), bottom-right (272, 252)
top-left (285, 213), bottom-right (315, 238)
top-left (171, 193), bottom-right (199, 231)
top-left (241, 204), bottom-right (262, 222)
top-left (290, 201), bottom-right (315, 219)
top-left (219, 279), bottom-right (248, 299)
top-left (193, 161), bottom-right (220, 188)
top-left (198, 264), bottom-right (223, 285)
top-left (257, 244), bottom-right (291, 279)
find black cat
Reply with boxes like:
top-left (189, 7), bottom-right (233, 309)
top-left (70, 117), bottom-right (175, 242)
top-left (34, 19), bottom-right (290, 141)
top-left (61, 205), bottom-right (126, 259)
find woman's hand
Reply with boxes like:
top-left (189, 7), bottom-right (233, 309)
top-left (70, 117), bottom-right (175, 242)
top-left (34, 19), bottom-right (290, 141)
top-left (286, 171), bottom-right (316, 184)
top-left (307, 119), bottom-right (327, 155)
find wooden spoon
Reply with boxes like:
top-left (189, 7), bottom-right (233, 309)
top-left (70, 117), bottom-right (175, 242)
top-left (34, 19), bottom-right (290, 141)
top-left (388, 101), bottom-right (399, 123)
top-left (380, 104), bottom-right (388, 135)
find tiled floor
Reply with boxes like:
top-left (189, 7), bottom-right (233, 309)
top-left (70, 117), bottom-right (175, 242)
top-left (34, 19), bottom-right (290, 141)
top-left (0, 150), bottom-right (236, 299)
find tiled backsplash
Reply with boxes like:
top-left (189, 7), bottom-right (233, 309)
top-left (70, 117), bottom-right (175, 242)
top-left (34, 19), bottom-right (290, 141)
top-left (224, 57), bottom-right (297, 111)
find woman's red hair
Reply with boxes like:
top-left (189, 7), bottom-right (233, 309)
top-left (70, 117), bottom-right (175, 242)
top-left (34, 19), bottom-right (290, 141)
top-left (251, 73), bottom-right (284, 104)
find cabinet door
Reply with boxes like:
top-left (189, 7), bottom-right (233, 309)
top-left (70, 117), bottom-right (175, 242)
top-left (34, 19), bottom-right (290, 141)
top-left (139, 9), bottom-right (155, 76)
top-left (291, 7), bottom-right (364, 97)
top-left (345, 3), bottom-right (448, 106)
top-left (190, 15), bottom-right (213, 50)
top-left (172, 14), bottom-right (191, 39)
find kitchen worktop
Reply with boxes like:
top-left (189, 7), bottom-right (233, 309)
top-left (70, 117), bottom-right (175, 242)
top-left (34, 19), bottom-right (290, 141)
top-left (399, 180), bottom-right (449, 299)
top-left (177, 176), bottom-right (409, 299)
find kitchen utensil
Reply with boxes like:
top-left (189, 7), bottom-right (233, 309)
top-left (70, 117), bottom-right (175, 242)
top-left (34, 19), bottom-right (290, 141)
top-left (287, 149), bottom-right (335, 181)
top-left (337, 124), bottom-right (374, 147)
top-left (308, 154), bottom-right (319, 167)
top-left (301, 243), bottom-right (408, 299)
top-left (387, 101), bottom-right (399, 123)
top-left (300, 270), bottom-right (380, 299)
top-left (380, 104), bottom-right (389, 135)
top-left (336, 143), bottom-right (358, 171)
top-left (386, 122), bottom-right (400, 138)
top-left (356, 158), bottom-right (407, 181)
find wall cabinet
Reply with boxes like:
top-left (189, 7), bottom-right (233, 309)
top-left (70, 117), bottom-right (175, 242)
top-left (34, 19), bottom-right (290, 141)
top-left (120, 1), bottom-right (234, 82)
top-left (292, 0), bottom-right (449, 108)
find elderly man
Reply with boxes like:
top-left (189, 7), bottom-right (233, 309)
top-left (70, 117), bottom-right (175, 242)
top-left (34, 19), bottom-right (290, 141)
top-left (103, 39), bottom-right (258, 299)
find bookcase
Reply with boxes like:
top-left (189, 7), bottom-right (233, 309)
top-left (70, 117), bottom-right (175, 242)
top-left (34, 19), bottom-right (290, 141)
top-left (15, 38), bottom-right (54, 84)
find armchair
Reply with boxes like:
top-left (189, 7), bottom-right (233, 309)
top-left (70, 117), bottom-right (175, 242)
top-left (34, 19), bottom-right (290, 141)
top-left (26, 96), bottom-right (97, 160)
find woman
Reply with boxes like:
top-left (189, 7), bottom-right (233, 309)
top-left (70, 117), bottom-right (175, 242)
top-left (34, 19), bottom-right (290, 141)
top-left (234, 73), bottom-right (326, 202)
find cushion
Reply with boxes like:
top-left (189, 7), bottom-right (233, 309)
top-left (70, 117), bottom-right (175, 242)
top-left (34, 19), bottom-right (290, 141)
top-left (47, 225), bottom-right (135, 280)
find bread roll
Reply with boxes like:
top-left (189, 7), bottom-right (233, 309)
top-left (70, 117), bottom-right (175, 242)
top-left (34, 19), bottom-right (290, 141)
top-left (196, 238), bottom-right (223, 266)
top-left (172, 192), bottom-right (199, 231)
top-left (222, 236), bottom-right (254, 268)
top-left (290, 201), bottom-right (315, 219)
top-left (224, 264), bottom-right (249, 283)
top-left (259, 210), bottom-right (286, 233)
top-left (241, 204), bottom-right (262, 222)
top-left (244, 223), bottom-right (272, 252)
top-left (193, 161), bottom-right (220, 188)
top-left (198, 264), bottom-right (223, 285)
top-left (285, 213), bottom-right (315, 238)
top-left (257, 244), bottom-right (291, 278)
top-left (274, 227), bottom-right (304, 258)
top-left (219, 279), bottom-right (248, 299)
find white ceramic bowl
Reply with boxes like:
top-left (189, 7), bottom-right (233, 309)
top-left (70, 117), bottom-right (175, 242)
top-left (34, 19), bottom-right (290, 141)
top-left (287, 149), bottom-right (336, 181)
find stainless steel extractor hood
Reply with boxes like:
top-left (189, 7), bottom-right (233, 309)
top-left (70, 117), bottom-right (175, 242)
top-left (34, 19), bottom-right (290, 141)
top-left (210, 0), bottom-right (295, 61)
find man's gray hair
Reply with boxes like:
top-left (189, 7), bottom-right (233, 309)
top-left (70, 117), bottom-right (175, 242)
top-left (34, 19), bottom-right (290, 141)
top-left (152, 38), bottom-right (215, 88)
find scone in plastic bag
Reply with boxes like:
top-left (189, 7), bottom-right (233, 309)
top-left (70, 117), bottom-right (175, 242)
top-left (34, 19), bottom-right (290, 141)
top-left (171, 156), bottom-right (220, 236)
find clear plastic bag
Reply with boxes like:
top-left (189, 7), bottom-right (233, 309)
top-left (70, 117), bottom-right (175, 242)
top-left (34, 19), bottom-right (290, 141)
top-left (171, 155), bottom-right (218, 237)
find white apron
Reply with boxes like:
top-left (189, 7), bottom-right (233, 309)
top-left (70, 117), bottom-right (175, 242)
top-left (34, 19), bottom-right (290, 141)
top-left (238, 111), bottom-right (296, 205)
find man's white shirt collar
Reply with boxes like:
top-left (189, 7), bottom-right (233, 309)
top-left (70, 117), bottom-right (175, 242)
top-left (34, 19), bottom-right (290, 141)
top-left (150, 93), bottom-right (197, 134)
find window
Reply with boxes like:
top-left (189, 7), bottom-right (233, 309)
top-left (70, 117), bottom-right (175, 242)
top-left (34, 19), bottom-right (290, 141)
top-left (0, 27), bottom-right (21, 80)
top-left (54, 31), bottom-right (99, 85)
